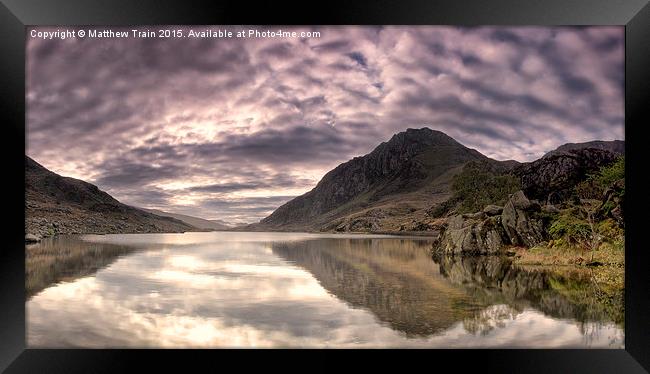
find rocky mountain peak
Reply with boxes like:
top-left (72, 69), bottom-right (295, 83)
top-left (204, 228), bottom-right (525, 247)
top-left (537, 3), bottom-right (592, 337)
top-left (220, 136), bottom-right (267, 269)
top-left (378, 128), bottom-right (460, 153)
top-left (358, 127), bottom-right (469, 177)
top-left (259, 127), bottom-right (486, 229)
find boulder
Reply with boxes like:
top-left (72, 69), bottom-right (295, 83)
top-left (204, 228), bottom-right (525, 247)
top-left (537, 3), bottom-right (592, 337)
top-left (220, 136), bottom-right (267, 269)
top-left (542, 204), bottom-right (560, 214)
top-left (483, 205), bottom-right (503, 216)
top-left (508, 190), bottom-right (533, 210)
top-left (501, 191), bottom-right (546, 247)
top-left (436, 214), bottom-right (505, 255)
top-left (336, 216), bottom-right (381, 232)
top-left (433, 190), bottom-right (547, 255)
top-left (463, 211), bottom-right (487, 220)
top-left (475, 216), bottom-right (507, 253)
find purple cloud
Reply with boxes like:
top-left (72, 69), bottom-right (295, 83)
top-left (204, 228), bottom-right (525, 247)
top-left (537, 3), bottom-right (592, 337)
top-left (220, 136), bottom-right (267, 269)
top-left (26, 26), bottom-right (624, 223)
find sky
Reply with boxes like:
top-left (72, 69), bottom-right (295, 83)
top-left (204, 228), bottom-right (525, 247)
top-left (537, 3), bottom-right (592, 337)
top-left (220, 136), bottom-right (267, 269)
top-left (26, 26), bottom-right (624, 224)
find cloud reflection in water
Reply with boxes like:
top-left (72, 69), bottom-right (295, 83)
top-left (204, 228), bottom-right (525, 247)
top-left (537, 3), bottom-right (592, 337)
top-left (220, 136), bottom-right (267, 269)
top-left (26, 232), bottom-right (624, 348)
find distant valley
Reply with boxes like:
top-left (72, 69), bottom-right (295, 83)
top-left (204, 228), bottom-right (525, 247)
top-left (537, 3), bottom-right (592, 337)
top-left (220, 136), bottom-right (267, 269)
top-left (139, 208), bottom-right (231, 230)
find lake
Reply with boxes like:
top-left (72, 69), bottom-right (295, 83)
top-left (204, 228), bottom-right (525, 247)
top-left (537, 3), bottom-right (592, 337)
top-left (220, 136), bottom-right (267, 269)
top-left (26, 232), bottom-right (624, 348)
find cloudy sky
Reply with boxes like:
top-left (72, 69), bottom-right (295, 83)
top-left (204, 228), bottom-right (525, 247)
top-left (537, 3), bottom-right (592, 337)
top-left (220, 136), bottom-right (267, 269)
top-left (27, 26), bottom-right (624, 224)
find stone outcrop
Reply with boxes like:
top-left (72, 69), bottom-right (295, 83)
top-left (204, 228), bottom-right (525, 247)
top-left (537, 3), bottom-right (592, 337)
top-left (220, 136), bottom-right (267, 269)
top-left (434, 190), bottom-right (548, 255)
top-left (513, 148), bottom-right (621, 203)
top-left (436, 214), bottom-right (506, 255)
top-left (501, 190), bottom-right (545, 247)
top-left (335, 216), bottom-right (382, 232)
top-left (483, 205), bottom-right (503, 216)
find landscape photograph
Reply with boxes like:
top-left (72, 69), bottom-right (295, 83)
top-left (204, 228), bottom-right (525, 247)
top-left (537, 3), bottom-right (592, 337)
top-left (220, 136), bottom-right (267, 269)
top-left (26, 25), bottom-right (624, 348)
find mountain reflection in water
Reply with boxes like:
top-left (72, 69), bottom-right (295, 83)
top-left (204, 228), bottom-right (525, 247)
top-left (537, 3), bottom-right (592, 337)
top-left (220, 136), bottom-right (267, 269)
top-left (26, 232), bottom-right (624, 348)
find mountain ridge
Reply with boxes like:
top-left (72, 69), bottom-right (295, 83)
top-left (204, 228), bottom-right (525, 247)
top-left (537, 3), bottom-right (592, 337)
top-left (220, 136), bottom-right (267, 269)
top-left (543, 140), bottom-right (624, 159)
top-left (26, 131), bottom-right (624, 239)
top-left (256, 128), bottom-right (506, 232)
top-left (254, 129), bottom-right (624, 233)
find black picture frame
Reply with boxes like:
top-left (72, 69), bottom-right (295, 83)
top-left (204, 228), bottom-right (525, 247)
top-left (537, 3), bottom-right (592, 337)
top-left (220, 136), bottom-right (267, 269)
top-left (1, 0), bottom-right (649, 372)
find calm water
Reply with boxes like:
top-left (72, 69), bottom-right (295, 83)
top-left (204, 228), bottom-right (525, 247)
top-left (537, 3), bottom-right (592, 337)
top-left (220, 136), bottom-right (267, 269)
top-left (26, 232), bottom-right (624, 348)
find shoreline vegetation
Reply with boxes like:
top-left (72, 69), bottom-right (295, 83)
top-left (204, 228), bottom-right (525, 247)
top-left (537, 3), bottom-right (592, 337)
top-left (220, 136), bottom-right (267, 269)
top-left (512, 245), bottom-right (624, 317)
top-left (512, 247), bottom-right (624, 326)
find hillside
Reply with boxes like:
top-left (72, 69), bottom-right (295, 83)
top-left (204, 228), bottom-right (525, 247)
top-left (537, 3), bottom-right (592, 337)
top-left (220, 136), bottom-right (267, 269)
top-left (430, 139), bottom-right (624, 256)
top-left (140, 208), bottom-right (231, 230)
top-left (26, 156), bottom-right (195, 240)
top-left (254, 130), bottom-right (623, 235)
top-left (514, 147), bottom-right (621, 203)
top-left (253, 128), bottom-right (510, 232)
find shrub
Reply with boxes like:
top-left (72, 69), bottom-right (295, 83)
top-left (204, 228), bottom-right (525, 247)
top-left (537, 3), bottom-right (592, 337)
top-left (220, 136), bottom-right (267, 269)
top-left (575, 179), bottom-right (601, 200)
top-left (427, 196), bottom-right (459, 218)
top-left (576, 157), bottom-right (625, 200)
top-left (428, 161), bottom-right (521, 216)
top-left (548, 211), bottom-right (592, 248)
top-left (593, 157), bottom-right (624, 188)
top-left (597, 219), bottom-right (624, 244)
top-left (545, 157), bottom-right (625, 254)
top-left (600, 200), bottom-right (618, 216)
top-left (451, 162), bottom-right (521, 214)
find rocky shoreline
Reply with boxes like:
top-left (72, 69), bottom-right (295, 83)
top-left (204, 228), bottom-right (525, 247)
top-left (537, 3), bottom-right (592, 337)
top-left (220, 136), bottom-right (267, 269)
top-left (25, 213), bottom-right (194, 243)
top-left (432, 190), bottom-right (550, 255)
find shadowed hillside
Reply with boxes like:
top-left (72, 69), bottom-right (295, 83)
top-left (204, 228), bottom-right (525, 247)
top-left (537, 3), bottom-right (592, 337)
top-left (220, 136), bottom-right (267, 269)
top-left (254, 128), bottom-right (511, 232)
top-left (26, 156), bottom-right (195, 240)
